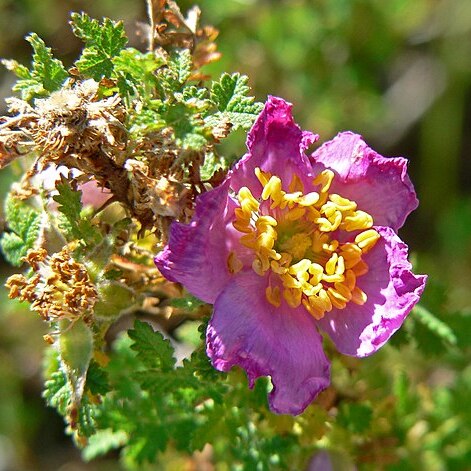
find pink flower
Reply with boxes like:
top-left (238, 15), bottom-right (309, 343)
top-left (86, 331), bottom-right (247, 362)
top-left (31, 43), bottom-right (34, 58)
top-left (155, 97), bottom-right (427, 415)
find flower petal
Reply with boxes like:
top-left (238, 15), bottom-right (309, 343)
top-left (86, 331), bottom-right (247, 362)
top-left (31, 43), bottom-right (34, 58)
top-left (207, 271), bottom-right (331, 415)
top-left (154, 181), bottom-right (237, 304)
top-left (311, 132), bottom-right (418, 230)
top-left (230, 96), bottom-right (318, 196)
top-left (317, 226), bottom-right (427, 357)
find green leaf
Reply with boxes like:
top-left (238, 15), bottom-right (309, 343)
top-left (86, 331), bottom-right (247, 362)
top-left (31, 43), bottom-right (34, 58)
top-left (43, 369), bottom-right (70, 416)
top-left (159, 50), bottom-right (193, 94)
top-left (112, 48), bottom-right (163, 98)
top-left (83, 429), bottom-right (128, 461)
top-left (0, 195), bottom-right (42, 266)
top-left (86, 361), bottom-right (110, 396)
top-left (164, 102), bottom-right (208, 150)
top-left (128, 320), bottom-right (176, 371)
top-left (71, 12), bottom-right (127, 80)
top-left (52, 181), bottom-right (101, 244)
top-left (200, 152), bottom-right (228, 181)
top-left (208, 73), bottom-right (263, 130)
top-left (8, 33), bottom-right (68, 101)
top-left (27, 33), bottom-right (68, 92)
top-left (1, 59), bottom-right (32, 80)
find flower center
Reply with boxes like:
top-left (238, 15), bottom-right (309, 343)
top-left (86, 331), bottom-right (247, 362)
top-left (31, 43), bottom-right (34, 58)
top-left (229, 167), bottom-right (380, 320)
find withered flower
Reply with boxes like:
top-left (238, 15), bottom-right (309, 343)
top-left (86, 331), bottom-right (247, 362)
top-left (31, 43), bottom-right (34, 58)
top-left (6, 246), bottom-right (98, 325)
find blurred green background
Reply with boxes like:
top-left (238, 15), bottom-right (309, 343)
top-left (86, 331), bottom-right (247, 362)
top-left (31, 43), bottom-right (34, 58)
top-left (0, 0), bottom-right (470, 469)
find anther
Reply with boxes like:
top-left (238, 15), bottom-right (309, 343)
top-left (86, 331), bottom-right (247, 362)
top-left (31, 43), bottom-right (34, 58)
top-left (261, 175), bottom-right (283, 201)
top-left (355, 229), bottom-right (380, 252)
top-left (266, 284), bottom-right (281, 307)
top-left (227, 252), bottom-right (243, 274)
top-left (313, 169), bottom-right (335, 193)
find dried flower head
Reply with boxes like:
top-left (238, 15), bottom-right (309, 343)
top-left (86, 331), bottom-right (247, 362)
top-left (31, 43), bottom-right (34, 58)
top-left (6, 246), bottom-right (98, 324)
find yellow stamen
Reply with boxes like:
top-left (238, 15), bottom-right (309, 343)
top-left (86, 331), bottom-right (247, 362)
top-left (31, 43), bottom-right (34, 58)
top-left (351, 286), bottom-right (368, 305)
top-left (227, 251), bottom-right (243, 274)
top-left (329, 194), bottom-right (357, 211)
top-left (266, 284), bottom-right (281, 307)
top-left (283, 288), bottom-right (302, 308)
top-left (343, 210), bottom-right (373, 231)
top-left (325, 253), bottom-right (338, 275)
top-left (232, 167), bottom-right (377, 320)
top-left (289, 173), bottom-right (304, 193)
top-left (302, 298), bottom-right (325, 320)
top-left (298, 192), bottom-right (320, 206)
top-left (313, 169), bottom-right (335, 193)
top-left (255, 167), bottom-right (270, 186)
top-left (285, 206), bottom-right (306, 221)
top-left (261, 175), bottom-right (283, 201)
top-left (238, 187), bottom-right (260, 213)
top-left (355, 229), bottom-right (380, 252)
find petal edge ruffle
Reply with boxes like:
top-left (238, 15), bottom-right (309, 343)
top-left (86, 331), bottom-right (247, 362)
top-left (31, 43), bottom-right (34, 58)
top-left (311, 132), bottom-right (418, 230)
top-left (318, 226), bottom-right (427, 357)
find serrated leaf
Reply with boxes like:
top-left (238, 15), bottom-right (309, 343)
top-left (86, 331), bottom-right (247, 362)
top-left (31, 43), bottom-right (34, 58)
top-left (86, 361), bottom-right (110, 396)
top-left (208, 73), bottom-right (263, 131)
top-left (128, 320), bottom-right (176, 371)
top-left (159, 50), bottom-right (193, 94)
top-left (53, 181), bottom-right (101, 244)
top-left (0, 195), bottom-right (42, 266)
top-left (1, 59), bottom-right (32, 79)
top-left (43, 370), bottom-right (70, 416)
top-left (10, 33), bottom-right (68, 101)
top-left (164, 102), bottom-right (208, 150)
top-left (112, 48), bottom-right (162, 98)
top-left (200, 152), bottom-right (228, 181)
top-left (71, 12), bottom-right (127, 80)
top-left (83, 429), bottom-right (128, 461)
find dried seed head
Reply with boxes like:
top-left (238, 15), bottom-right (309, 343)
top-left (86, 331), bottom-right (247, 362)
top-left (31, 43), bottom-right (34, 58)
top-left (5, 246), bottom-right (98, 324)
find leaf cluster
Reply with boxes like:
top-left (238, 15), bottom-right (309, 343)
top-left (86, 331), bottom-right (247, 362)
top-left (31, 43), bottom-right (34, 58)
top-left (0, 195), bottom-right (42, 266)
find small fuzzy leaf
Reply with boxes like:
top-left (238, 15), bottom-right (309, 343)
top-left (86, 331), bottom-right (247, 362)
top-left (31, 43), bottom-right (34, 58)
top-left (43, 369), bottom-right (70, 416)
top-left (71, 12), bottom-right (128, 80)
top-left (128, 320), bottom-right (176, 371)
top-left (0, 195), bottom-right (42, 266)
top-left (86, 361), bottom-right (110, 396)
top-left (1, 59), bottom-right (32, 80)
top-left (159, 50), bottom-right (193, 94)
top-left (53, 181), bottom-right (101, 244)
top-left (83, 429), bottom-right (128, 461)
top-left (200, 152), bottom-right (228, 181)
top-left (26, 33), bottom-right (68, 93)
top-left (208, 73), bottom-right (263, 130)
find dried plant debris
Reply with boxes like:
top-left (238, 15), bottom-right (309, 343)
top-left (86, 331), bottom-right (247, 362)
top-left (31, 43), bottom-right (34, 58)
top-left (0, 9), bottom-right (261, 239)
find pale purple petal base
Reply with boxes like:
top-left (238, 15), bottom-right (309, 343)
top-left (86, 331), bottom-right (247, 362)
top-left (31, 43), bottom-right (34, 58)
top-left (207, 271), bottom-right (331, 415)
top-left (318, 226), bottom-right (427, 357)
top-left (311, 132), bottom-right (418, 230)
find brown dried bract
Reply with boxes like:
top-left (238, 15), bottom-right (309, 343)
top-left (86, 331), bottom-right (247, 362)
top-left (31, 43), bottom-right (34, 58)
top-left (146, 0), bottom-right (221, 68)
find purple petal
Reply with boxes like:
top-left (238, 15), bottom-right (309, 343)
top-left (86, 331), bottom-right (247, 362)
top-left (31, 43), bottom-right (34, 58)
top-left (317, 226), bottom-right (427, 357)
top-left (311, 132), bottom-right (418, 230)
top-left (229, 96), bottom-right (318, 196)
top-left (207, 271), bottom-right (331, 415)
top-left (155, 181), bottom-right (238, 304)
